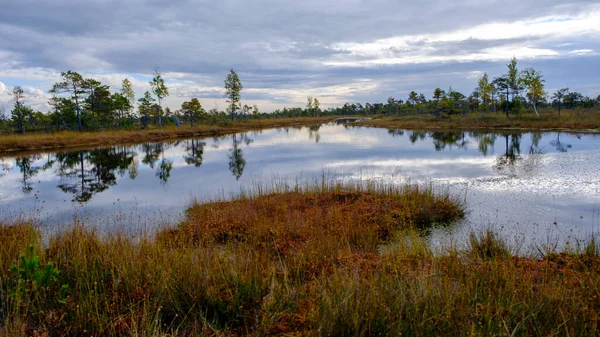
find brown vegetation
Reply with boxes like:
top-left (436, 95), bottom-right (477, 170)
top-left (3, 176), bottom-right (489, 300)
top-left (1, 182), bottom-right (599, 336)
top-left (358, 108), bottom-right (600, 132)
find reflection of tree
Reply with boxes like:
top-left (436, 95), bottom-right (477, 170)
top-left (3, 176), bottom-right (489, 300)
top-left (156, 158), bottom-right (173, 184)
top-left (184, 139), bottom-right (206, 167)
top-left (388, 129), bottom-right (404, 137)
top-left (142, 141), bottom-right (174, 184)
top-left (128, 159), bottom-right (139, 180)
top-left (529, 132), bottom-right (543, 154)
top-left (409, 131), bottom-right (427, 144)
top-left (0, 161), bottom-right (10, 178)
top-left (468, 132), bottom-right (497, 157)
top-left (228, 134), bottom-right (247, 180)
top-left (141, 143), bottom-right (164, 168)
top-left (308, 125), bottom-right (321, 143)
top-left (550, 132), bottom-right (572, 153)
top-left (430, 131), bottom-right (468, 151)
top-left (210, 135), bottom-right (228, 149)
top-left (494, 133), bottom-right (522, 174)
top-left (15, 155), bottom-right (43, 193)
top-left (240, 132), bottom-right (254, 146)
top-left (56, 148), bottom-right (136, 202)
top-left (57, 151), bottom-right (94, 202)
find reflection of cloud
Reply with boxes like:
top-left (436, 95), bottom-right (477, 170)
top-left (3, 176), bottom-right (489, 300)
top-left (326, 157), bottom-right (496, 169)
top-left (473, 150), bottom-right (599, 196)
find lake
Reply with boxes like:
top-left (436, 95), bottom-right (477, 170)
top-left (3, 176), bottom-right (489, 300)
top-left (1, 123), bottom-right (599, 251)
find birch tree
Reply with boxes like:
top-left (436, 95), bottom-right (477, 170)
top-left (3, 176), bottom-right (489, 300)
top-left (150, 70), bottom-right (169, 126)
top-left (521, 68), bottom-right (545, 118)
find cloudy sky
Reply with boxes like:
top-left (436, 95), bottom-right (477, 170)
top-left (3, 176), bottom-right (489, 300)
top-left (1, 0), bottom-right (599, 114)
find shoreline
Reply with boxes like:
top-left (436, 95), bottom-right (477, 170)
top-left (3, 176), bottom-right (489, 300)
top-left (355, 112), bottom-right (600, 133)
top-left (1, 113), bottom-right (599, 157)
top-left (0, 117), bottom-right (334, 156)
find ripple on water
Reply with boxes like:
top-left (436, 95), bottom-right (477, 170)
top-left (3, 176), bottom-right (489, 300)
top-left (430, 150), bottom-right (600, 252)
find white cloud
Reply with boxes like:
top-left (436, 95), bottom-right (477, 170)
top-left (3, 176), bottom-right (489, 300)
top-left (568, 49), bottom-right (594, 55)
top-left (0, 82), bottom-right (10, 117)
top-left (427, 11), bottom-right (600, 43)
top-left (326, 9), bottom-right (600, 67)
top-left (0, 80), bottom-right (53, 112)
top-left (21, 86), bottom-right (52, 111)
top-left (325, 47), bottom-right (560, 67)
top-left (0, 81), bottom-right (9, 102)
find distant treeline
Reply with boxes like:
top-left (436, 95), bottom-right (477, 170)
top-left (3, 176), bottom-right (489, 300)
top-left (1, 59), bottom-right (599, 134)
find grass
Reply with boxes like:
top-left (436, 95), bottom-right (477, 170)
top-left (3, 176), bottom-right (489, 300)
top-left (358, 108), bottom-right (600, 132)
top-left (1, 181), bottom-right (599, 336)
top-left (0, 117), bottom-right (334, 155)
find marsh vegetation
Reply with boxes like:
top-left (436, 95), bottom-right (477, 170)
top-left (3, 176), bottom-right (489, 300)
top-left (2, 181), bottom-right (598, 336)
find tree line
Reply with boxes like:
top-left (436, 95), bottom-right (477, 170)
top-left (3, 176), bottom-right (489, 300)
top-left (298, 57), bottom-right (598, 118)
top-left (2, 59), bottom-right (599, 134)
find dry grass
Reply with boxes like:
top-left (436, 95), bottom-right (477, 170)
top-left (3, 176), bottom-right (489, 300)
top-left (0, 117), bottom-right (334, 156)
top-left (1, 182), bottom-right (599, 336)
top-left (359, 108), bottom-right (600, 132)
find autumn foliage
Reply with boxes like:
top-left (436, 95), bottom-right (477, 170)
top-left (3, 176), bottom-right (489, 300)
top-left (1, 182), bottom-right (599, 336)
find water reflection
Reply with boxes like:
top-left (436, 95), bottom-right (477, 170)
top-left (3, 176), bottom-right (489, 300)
top-left (184, 139), bottom-right (206, 167)
top-left (409, 131), bottom-right (427, 144)
top-left (0, 162), bottom-right (9, 178)
top-left (228, 133), bottom-right (252, 180)
top-left (0, 126), bottom-right (595, 205)
top-left (472, 132), bottom-right (496, 156)
top-left (156, 157), bottom-right (173, 184)
top-left (16, 155), bottom-right (45, 193)
top-left (141, 143), bottom-right (164, 168)
top-left (56, 148), bottom-right (136, 202)
top-left (493, 133), bottom-right (522, 175)
top-left (0, 124), bottom-right (598, 248)
top-left (308, 125), bottom-right (321, 143)
top-left (529, 132), bottom-right (543, 154)
top-left (430, 131), bottom-right (468, 151)
top-left (551, 132), bottom-right (572, 152)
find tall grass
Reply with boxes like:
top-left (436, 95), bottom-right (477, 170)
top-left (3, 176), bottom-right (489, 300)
top-left (1, 181), bottom-right (599, 336)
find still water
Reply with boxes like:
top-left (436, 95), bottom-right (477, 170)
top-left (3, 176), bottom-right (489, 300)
top-left (1, 123), bottom-right (599, 250)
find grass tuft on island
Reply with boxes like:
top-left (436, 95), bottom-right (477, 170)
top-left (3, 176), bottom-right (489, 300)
top-left (0, 117), bottom-right (334, 155)
top-left (1, 182), bottom-right (600, 336)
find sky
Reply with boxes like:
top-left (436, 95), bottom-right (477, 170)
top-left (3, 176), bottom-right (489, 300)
top-left (0, 0), bottom-right (599, 114)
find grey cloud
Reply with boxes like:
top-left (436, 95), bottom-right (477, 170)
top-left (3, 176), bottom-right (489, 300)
top-left (1, 0), bottom-right (599, 110)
